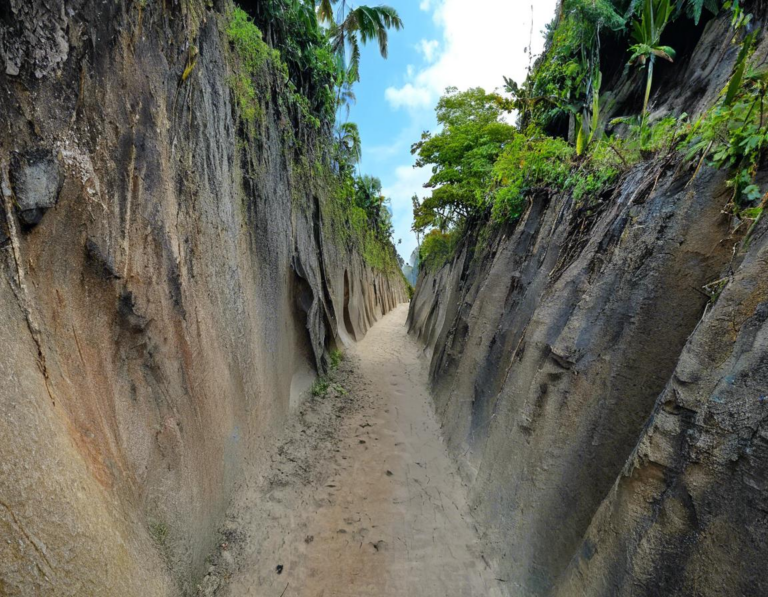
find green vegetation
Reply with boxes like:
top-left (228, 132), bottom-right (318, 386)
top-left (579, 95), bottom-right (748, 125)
top-left (412, 88), bottom-right (517, 233)
top-left (234, 0), bottom-right (402, 122)
top-left (223, 2), bottom-right (404, 274)
top-left (326, 171), bottom-right (401, 272)
top-left (324, 103), bottom-right (401, 273)
top-left (311, 377), bottom-right (331, 397)
top-left (226, 8), bottom-right (285, 126)
top-left (685, 59), bottom-right (768, 209)
top-left (149, 521), bottom-right (169, 546)
top-left (418, 229), bottom-right (459, 270)
top-left (403, 276), bottom-right (415, 300)
top-left (329, 349), bottom-right (343, 370)
top-left (411, 87), bottom-right (630, 262)
top-left (627, 0), bottom-right (676, 120)
top-left (682, 1), bottom-right (763, 212)
top-left (412, 0), bottom-right (765, 271)
top-left (505, 0), bottom-right (623, 135)
top-left (491, 130), bottom-right (575, 220)
top-left (311, 375), bottom-right (347, 397)
top-left (317, 0), bottom-right (403, 113)
top-left (502, 0), bottom-right (722, 135)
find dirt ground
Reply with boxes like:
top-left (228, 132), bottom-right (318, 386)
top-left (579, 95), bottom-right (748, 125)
top-left (198, 304), bottom-right (504, 597)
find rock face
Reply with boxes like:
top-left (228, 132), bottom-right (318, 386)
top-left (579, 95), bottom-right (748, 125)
top-left (408, 11), bottom-right (768, 597)
top-left (0, 2), bottom-right (404, 595)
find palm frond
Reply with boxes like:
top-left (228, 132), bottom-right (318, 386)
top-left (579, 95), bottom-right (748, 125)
top-left (374, 5), bottom-right (404, 30)
top-left (344, 5), bottom-right (402, 58)
top-left (348, 33), bottom-right (361, 82)
top-left (317, 0), bottom-right (335, 23)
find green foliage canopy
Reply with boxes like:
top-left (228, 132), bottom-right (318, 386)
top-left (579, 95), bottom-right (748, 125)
top-left (411, 88), bottom-right (517, 233)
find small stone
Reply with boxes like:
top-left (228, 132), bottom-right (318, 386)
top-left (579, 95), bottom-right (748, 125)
top-left (10, 151), bottom-right (61, 229)
top-left (198, 574), bottom-right (220, 596)
top-left (6, 60), bottom-right (19, 76)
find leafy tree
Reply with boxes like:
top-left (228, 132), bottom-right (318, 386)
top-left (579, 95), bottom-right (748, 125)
top-left (407, 0), bottom-right (737, 275)
top-left (231, 0), bottom-right (403, 121)
top-left (354, 175), bottom-right (393, 238)
top-left (411, 88), bottom-right (517, 233)
top-left (419, 229), bottom-right (457, 270)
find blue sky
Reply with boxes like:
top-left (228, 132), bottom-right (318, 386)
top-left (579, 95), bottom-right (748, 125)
top-left (347, 0), bottom-right (559, 262)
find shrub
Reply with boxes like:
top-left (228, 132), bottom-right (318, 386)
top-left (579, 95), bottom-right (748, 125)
top-left (329, 349), bottom-right (343, 370)
top-left (226, 8), bottom-right (283, 127)
top-left (685, 64), bottom-right (768, 207)
top-left (491, 131), bottom-right (575, 221)
top-left (311, 377), bottom-right (330, 397)
top-left (419, 229), bottom-right (458, 271)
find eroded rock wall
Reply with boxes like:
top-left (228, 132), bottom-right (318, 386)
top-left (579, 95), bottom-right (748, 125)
top-left (0, 2), bottom-right (404, 595)
top-left (408, 11), bottom-right (768, 596)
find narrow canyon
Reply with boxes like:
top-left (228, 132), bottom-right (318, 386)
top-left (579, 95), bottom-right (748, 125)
top-left (0, 1), bottom-right (766, 596)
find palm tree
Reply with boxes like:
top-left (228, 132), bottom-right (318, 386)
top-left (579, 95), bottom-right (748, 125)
top-left (354, 174), bottom-right (382, 210)
top-left (628, 0), bottom-right (676, 120)
top-left (354, 175), bottom-right (393, 236)
top-left (317, 1), bottom-right (403, 97)
top-left (337, 78), bottom-right (357, 118)
top-left (335, 121), bottom-right (362, 172)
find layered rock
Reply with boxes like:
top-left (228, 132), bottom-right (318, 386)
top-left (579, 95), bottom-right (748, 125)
top-left (0, 2), bottom-right (404, 595)
top-left (408, 10), bottom-right (768, 596)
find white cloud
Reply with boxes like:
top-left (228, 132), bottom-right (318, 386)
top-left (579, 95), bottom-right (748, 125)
top-left (416, 39), bottom-right (439, 63)
top-left (383, 165), bottom-right (432, 213)
top-left (385, 0), bottom-right (558, 111)
top-left (384, 83), bottom-right (433, 110)
top-left (379, 0), bottom-right (559, 261)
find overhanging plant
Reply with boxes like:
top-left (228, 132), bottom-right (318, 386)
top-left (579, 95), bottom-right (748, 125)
top-left (627, 0), bottom-right (676, 122)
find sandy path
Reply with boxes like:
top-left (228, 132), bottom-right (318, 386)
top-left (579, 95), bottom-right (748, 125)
top-left (210, 304), bottom-right (503, 597)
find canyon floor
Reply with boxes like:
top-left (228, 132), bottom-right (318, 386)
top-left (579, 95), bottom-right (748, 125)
top-left (202, 304), bottom-right (504, 597)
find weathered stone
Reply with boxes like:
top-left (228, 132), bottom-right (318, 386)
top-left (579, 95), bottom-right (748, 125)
top-left (0, 2), bottom-right (405, 595)
top-left (11, 151), bottom-right (61, 215)
top-left (407, 9), bottom-right (768, 597)
top-left (0, 0), bottom-right (72, 78)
